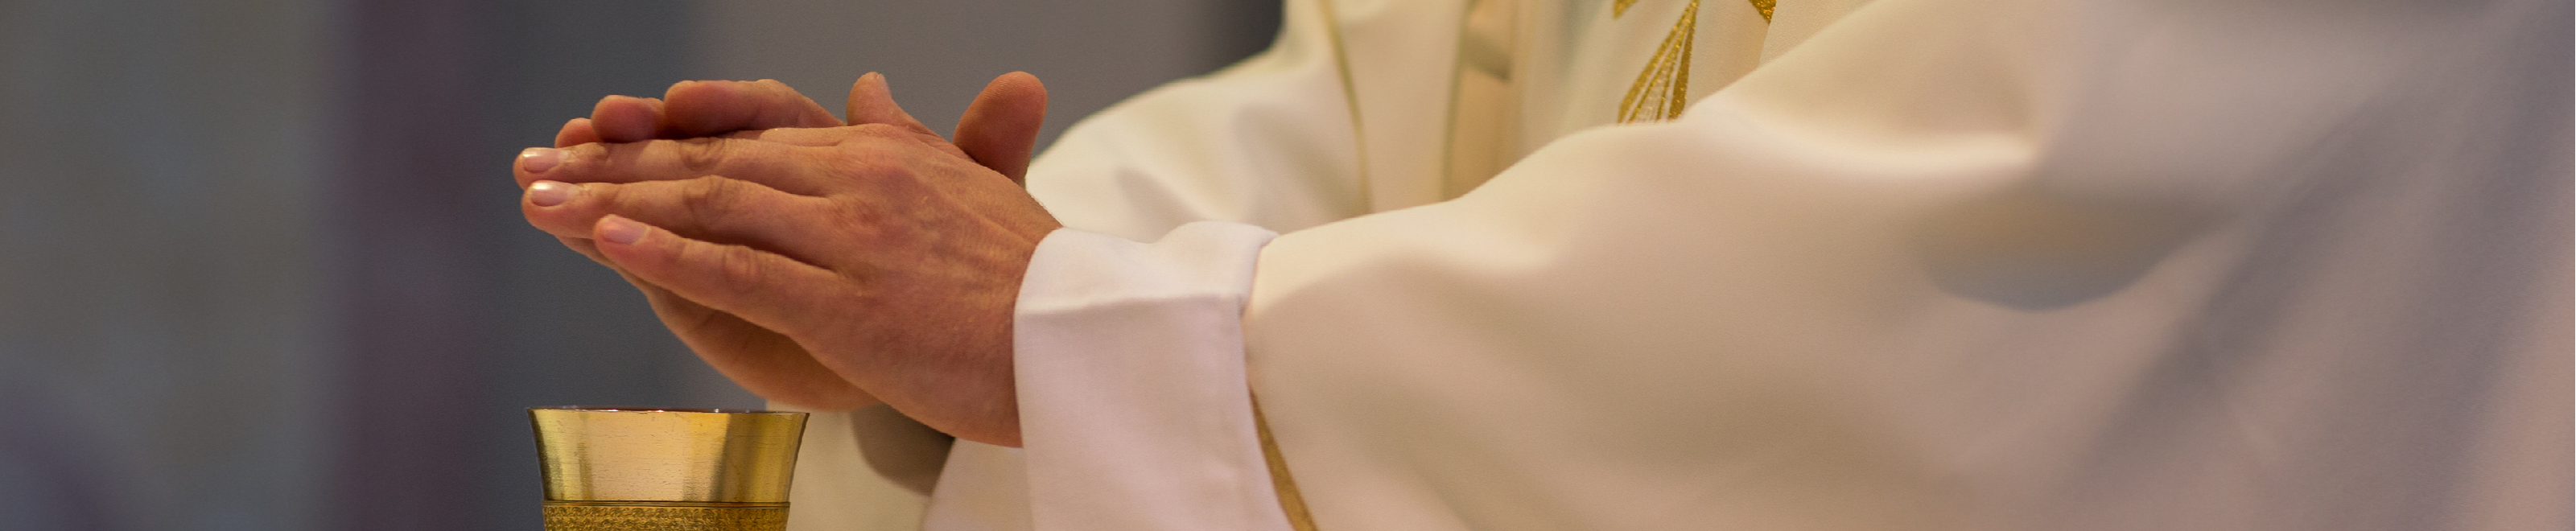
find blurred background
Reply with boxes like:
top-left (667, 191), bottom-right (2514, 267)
top-left (0, 0), bottom-right (1278, 529)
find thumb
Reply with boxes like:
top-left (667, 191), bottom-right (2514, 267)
top-left (845, 72), bottom-right (942, 138)
top-left (954, 72), bottom-right (1049, 184)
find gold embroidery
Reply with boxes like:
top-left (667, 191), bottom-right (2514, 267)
top-left (1255, 394), bottom-right (1320, 531)
top-left (1749, 0), bottom-right (1776, 22)
top-left (1617, 0), bottom-right (1699, 123)
top-left (1613, 0), bottom-right (1640, 17)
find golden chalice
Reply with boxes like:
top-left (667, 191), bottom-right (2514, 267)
top-left (530, 407), bottom-right (809, 531)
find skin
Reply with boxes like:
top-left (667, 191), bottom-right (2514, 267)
top-left (518, 72), bottom-right (1053, 446)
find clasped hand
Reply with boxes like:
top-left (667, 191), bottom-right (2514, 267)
top-left (513, 73), bottom-right (1056, 446)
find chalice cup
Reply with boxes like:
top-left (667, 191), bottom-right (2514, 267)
top-left (530, 407), bottom-right (810, 531)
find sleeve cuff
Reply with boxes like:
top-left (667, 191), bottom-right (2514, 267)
top-left (1011, 220), bottom-right (1292, 531)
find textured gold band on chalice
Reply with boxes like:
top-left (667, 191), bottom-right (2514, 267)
top-left (530, 407), bottom-right (808, 531)
top-left (542, 500), bottom-right (789, 531)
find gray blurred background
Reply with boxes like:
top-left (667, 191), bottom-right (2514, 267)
top-left (0, 0), bottom-right (1278, 529)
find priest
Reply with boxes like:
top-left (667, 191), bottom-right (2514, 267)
top-left (511, 0), bottom-right (2570, 529)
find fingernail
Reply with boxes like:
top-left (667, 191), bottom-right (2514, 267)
top-left (597, 216), bottom-right (648, 245)
top-left (518, 147), bottom-right (565, 173)
top-left (526, 180), bottom-right (575, 207)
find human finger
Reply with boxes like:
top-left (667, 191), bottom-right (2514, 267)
top-left (591, 215), bottom-right (853, 343)
top-left (555, 117), bottom-right (601, 147)
top-left (662, 79), bottom-right (844, 137)
top-left (727, 121), bottom-right (979, 165)
top-left (523, 177), bottom-right (841, 266)
top-left (546, 212), bottom-right (880, 410)
top-left (624, 275), bottom-right (881, 410)
top-left (715, 122), bottom-right (923, 147)
top-left (515, 137), bottom-right (841, 195)
top-left (954, 72), bottom-right (1049, 183)
top-left (590, 95), bottom-right (667, 142)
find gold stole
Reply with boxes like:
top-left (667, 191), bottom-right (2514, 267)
top-left (1254, 395), bottom-right (1320, 531)
top-left (1441, 0), bottom-right (1774, 197)
top-left (1615, 0), bottom-right (1773, 123)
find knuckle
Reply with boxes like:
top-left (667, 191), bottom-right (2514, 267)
top-left (711, 246), bottom-right (770, 290)
top-left (544, 144), bottom-right (601, 179)
top-left (678, 176), bottom-right (742, 218)
top-left (715, 247), bottom-right (762, 282)
top-left (671, 138), bottom-right (731, 173)
top-left (579, 183), bottom-right (620, 212)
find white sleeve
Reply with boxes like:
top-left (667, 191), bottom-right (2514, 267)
top-left (920, 221), bottom-right (1285, 531)
top-left (987, 221), bottom-right (1289, 531)
top-left (825, 0), bottom-right (1465, 524)
top-left (966, 0), bottom-right (2570, 529)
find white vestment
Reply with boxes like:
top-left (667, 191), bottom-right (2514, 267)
top-left (785, 0), bottom-right (2572, 529)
